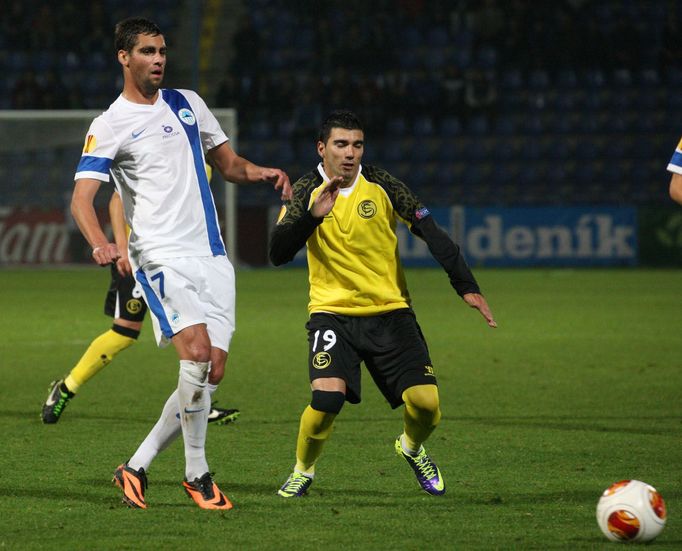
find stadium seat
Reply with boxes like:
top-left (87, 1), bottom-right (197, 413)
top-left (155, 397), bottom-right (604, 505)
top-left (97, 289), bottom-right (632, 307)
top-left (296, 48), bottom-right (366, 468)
top-left (439, 116), bottom-right (463, 137)
top-left (413, 116), bottom-right (435, 137)
top-left (501, 69), bottom-right (524, 90)
top-left (528, 69), bottom-right (550, 89)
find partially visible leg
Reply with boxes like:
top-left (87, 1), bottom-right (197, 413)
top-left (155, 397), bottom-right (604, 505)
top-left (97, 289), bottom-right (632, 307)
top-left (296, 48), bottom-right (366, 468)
top-left (395, 384), bottom-right (445, 496)
top-left (65, 320), bottom-right (141, 392)
top-left (128, 347), bottom-right (232, 473)
top-left (400, 384), bottom-right (441, 453)
top-left (172, 324), bottom-right (212, 481)
top-left (278, 379), bottom-right (346, 497)
top-left (294, 394), bottom-right (343, 475)
top-left (173, 326), bottom-right (232, 510)
top-left (42, 319), bottom-right (141, 424)
top-left (206, 347), bottom-right (240, 424)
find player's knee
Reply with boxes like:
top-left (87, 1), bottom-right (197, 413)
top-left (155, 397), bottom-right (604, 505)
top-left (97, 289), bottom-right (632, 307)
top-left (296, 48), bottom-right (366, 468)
top-left (184, 341), bottom-right (211, 363)
top-left (311, 390), bottom-right (345, 415)
top-left (403, 384), bottom-right (441, 420)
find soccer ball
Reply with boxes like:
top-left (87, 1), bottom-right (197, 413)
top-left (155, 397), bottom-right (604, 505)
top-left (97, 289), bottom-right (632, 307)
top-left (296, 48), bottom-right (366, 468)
top-left (596, 480), bottom-right (667, 543)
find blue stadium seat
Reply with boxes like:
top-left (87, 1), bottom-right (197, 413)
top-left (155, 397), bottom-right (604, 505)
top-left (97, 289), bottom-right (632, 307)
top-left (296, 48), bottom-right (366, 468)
top-left (466, 115), bottom-right (490, 135)
top-left (413, 116), bottom-right (435, 137)
top-left (528, 69), bottom-right (550, 89)
top-left (493, 114), bottom-right (517, 136)
top-left (501, 69), bottom-right (524, 90)
top-left (439, 116), bottom-right (463, 137)
top-left (386, 117), bottom-right (408, 136)
top-left (556, 69), bottom-right (578, 89)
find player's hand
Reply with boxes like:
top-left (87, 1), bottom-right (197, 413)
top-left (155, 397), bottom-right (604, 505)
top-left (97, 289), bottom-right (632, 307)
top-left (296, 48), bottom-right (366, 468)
top-left (310, 176), bottom-right (342, 218)
top-left (260, 167), bottom-right (292, 200)
top-left (116, 255), bottom-right (133, 277)
top-left (91, 243), bottom-right (120, 266)
top-left (462, 293), bottom-right (497, 328)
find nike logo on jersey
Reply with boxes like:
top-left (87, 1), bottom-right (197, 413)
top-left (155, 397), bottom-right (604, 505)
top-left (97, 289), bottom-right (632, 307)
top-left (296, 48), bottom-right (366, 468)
top-left (131, 128), bottom-right (147, 139)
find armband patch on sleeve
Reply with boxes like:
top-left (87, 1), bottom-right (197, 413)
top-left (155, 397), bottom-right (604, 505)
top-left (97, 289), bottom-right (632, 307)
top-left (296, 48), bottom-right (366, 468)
top-left (415, 207), bottom-right (430, 220)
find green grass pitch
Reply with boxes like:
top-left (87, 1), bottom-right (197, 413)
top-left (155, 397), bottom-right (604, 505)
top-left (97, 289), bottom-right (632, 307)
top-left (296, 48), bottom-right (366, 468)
top-left (0, 267), bottom-right (680, 550)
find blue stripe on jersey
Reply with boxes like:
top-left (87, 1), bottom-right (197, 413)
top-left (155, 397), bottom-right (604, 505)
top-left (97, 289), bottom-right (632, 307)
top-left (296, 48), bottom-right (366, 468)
top-left (76, 155), bottom-right (112, 174)
top-left (136, 268), bottom-right (174, 339)
top-left (670, 150), bottom-right (682, 168)
top-left (161, 89), bottom-right (226, 256)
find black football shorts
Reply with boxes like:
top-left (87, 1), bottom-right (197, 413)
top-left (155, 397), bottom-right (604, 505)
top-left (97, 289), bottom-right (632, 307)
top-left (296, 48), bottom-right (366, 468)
top-left (104, 263), bottom-right (148, 322)
top-left (305, 308), bottom-right (437, 409)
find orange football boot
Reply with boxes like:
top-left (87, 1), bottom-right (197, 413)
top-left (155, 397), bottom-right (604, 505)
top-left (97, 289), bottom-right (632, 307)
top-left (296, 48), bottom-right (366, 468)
top-left (182, 473), bottom-right (233, 510)
top-left (113, 463), bottom-right (148, 509)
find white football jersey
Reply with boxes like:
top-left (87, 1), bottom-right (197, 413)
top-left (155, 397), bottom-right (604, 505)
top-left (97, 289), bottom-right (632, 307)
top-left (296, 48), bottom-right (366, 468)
top-left (667, 136), bottom-right (682, 175)
top-left (75, 89), bottom-right (228, 267)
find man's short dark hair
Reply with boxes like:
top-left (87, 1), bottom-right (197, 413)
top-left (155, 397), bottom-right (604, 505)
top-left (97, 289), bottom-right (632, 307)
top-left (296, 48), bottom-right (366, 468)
top-left (318, 110), bottom-right (364, 143)
top-left (115, 17), bottom-right (162, 53)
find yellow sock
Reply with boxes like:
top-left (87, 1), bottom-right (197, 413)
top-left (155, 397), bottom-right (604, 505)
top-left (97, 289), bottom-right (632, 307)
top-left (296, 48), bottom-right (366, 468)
top-left (294, 405), bottom-right (336, 475)
top-left (401, 384), bottom-right (441, 453)
top-left (64, 328), bottom-right (136, 393)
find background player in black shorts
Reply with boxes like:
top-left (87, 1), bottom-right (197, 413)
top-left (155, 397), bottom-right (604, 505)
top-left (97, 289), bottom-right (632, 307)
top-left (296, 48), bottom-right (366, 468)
top-left (42, 192), bottom-right (239, 426)
top-left (270, 111), bottom-right (495, 498)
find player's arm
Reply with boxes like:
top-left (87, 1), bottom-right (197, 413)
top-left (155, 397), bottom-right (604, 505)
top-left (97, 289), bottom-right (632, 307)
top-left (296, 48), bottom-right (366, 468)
top-left (670, 172), bottom-right (682, 205)
top-left (71, 178), bottom-right (119, 266)
top-left (207, 141), bottom-right (292, 200)
top-left (109, 191), bottom-right (132, 276)
top-left (371, 166), bottom-right (496, 327)
top-left (268, 174), bottom-right (339, 265)
top-left (412, 216), bottom-right (497, 328)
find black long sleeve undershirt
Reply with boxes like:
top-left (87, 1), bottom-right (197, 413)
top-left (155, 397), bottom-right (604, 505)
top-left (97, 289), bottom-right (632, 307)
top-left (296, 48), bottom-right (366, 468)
top-left (410, 215), bottom-right (481, 297)
top-left (269, 209), bottom-right (321, 266)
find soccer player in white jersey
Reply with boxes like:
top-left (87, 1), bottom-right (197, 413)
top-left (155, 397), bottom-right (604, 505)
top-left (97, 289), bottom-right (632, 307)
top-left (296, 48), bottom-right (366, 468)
top-left (667, 138), bottom-right (682, 204)
top-left (70, 17), bottom-right (291, 510)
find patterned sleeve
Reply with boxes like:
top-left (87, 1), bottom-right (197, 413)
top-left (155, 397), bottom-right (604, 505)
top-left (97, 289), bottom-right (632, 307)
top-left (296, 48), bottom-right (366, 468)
top-left (365, 165), bottom-right (481, 296)
top-left (362, 165), bottom-right (425, 225)
top-left (269, 170), bottom-right (323, 265)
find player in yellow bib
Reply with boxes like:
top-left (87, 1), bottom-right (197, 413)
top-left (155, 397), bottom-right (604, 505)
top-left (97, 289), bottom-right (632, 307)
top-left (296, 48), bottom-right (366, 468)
top-left (271, 110), bottom-right (496, 497)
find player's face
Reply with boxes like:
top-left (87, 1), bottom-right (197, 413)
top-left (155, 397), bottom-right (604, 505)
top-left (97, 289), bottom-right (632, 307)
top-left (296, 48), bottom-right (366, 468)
top-left (121, 33), bottom-right (166, 96)
top-left (318, 128), bottom-right (364, 186)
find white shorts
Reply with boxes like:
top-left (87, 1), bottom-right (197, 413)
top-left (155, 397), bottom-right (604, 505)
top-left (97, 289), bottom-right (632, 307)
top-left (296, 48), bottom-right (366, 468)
top-left (135, 255), bottom-right (236, 351)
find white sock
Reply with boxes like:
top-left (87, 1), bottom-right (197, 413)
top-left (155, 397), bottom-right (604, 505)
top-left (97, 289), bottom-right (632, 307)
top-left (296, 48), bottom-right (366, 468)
top-left (128, 365), bottom-right (217, 473)
top-left (177, 360), bottom-right (211, 481)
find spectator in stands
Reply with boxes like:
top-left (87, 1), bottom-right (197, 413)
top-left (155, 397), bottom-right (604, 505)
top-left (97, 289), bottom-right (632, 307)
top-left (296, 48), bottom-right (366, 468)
top-left (11, 70), bottom-right (45, 109)
top-left (440, 65), bottom-right (466, 119)
top-left (660, 10), bottom-right (682, 76)
top-left (41, 70), bottom-right (71, 109)
top-left (464, 68), bottom-right (498, 123)
top-left (215, 75), bottom-right (240, 110)
top-left (230, 15), bottom-right (262, 80)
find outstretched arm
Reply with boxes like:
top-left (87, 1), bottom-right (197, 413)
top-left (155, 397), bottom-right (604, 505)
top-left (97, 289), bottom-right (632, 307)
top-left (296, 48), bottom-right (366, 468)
top-left (412, 216), bottom-right (497, 328)
top-left (207, 141), bottom-right (292, 200)
top-left (72, 178), bottom-right (119, 266)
